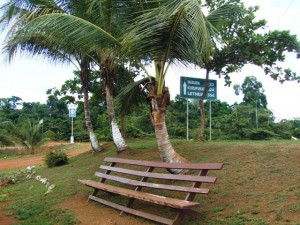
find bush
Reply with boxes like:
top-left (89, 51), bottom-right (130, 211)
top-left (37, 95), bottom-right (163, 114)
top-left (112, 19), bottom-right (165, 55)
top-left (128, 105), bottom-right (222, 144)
top-left (250, 128), bottom-right (275, 140)
top-left (45, 150), bottom-right (69, 167)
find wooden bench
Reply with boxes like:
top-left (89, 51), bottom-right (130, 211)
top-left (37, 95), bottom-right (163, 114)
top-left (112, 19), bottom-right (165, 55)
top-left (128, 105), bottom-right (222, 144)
top-left (78, 157), bottom-right (223, 225)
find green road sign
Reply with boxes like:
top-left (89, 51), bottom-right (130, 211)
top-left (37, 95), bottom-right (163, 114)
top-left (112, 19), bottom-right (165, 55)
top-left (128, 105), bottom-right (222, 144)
top-left (180, 76), bottom-right (217, 100)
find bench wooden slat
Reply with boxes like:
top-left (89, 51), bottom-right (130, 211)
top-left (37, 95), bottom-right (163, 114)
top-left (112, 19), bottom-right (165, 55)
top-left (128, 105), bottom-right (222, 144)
top-left (79, 179), bottom-right (200, 209)
top-left (104, 157), bottom-right (224, 170)
top-left (89, 195), bottom-right (174, 225)
top-left (94, 172), bottom-right (210, 194)
top-left (100, 165), bottom-right (217, 183)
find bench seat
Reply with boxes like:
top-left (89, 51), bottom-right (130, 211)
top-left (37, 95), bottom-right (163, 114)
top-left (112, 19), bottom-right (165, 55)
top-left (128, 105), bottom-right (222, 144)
top-left (79, 179), bottom-right (200, 209)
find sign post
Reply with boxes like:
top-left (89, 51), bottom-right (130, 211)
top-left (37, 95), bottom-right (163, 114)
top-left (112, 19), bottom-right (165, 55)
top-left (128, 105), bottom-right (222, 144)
top-left (186, 99), bottom-right (189, 140)
top-left (180, 77), bottom-right (217, 140)
top-left (67, 103), bottom-right (78, 144)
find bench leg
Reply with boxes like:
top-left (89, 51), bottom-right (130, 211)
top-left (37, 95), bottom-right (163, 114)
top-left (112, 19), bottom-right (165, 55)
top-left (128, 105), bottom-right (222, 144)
top-left (172, 209), bottom-right (201, 225)
top-left (184, 209), bottom-right (201, 218)
top-left (92, 189), bottom-right (99, 196)
top-left (172, 210), bottom-right (185, 225)
top-left (120, 166), bottom-right (155, 216)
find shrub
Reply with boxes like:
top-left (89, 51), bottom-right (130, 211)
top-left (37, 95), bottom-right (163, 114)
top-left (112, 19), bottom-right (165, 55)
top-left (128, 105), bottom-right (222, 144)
top-left (45, 150), bottom-right (69, 167)
top-left (250, 128), bottom-right (275, 140)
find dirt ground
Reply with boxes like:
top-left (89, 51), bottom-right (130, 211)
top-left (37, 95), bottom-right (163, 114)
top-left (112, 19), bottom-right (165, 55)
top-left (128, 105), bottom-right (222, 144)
top-left (0, 201), bottom-right (19, 225)
top-left (57, 193), bottom-right (154, 225)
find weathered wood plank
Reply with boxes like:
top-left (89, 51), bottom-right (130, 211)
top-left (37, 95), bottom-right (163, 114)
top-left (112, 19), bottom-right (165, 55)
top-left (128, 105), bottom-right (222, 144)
top-left (99, 165), bottom-right (217, 183)
top-left (89, 195), bottom-right (174, 225)
top-left (104, 157), bottom-right (224, 170)
top-left (94, 172), bottom-right (210, 194)
top-left (78, 180), bottom-right (200, 209)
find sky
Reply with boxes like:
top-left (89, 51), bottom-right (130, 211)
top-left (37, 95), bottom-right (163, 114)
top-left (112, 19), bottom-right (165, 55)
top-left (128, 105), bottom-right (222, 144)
top-left (0, 0), bottom-right (300, 121)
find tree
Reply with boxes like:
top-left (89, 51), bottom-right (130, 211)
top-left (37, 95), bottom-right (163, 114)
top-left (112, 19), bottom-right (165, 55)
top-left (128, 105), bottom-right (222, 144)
top-left (0, 121), bottom-right (21, 147)
top-left (120, 0), bottom-right (236, 171)
top-left (202, 0), bottom-right (300, 84)
top-left (237, 76), bottom-right (267, 107)
top-left (21, 119), bottom-right (49, 154)
top-left (0, 96), bottom-right (23, 121)
top-left (234, 76), bottom-right (267, 128)
top-left (196, 0), bottom-right (300, 140)
top-left (1, 0), bottom-right (130, 152)
top-left (0, 118), bottom-right (52, 154)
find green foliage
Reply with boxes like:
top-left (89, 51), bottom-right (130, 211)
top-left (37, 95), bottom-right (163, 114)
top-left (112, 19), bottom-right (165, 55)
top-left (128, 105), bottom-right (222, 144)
top-left (202, 0), bottom-right (300, 85)
top-left (126, 124), bottom-right (153, 138)
top-left (234, 76), bottom-right (268, 108)
top-left (21, 119), bottom-right (45, 153)
top-left (0, 120), bottom-right (23, 147)
top-left (249, 128), bottom-right (275, 140)
top-left (0, 93), bottom-right (299, 142)
top-left (45, 150), bottom-right (69, 168)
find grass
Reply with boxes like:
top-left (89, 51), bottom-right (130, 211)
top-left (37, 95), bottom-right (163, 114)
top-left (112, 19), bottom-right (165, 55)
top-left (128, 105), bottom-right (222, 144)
top-left (0, 154), bottom-right (11, 159)
top-left (1, 139), bottom-right (300, 225)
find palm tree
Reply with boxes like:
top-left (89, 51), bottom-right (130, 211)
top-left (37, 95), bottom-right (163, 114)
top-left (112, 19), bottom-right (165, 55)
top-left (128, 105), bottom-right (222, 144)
top-left (21, 119), bottom-right (49, 154)
top-left (0, 120), bottom-right (49, 154)
top-left (78, 55), bottom-right (101, 151)
top-left (120, 0), bottom-right (236, 171)
top-left (0, 121), bottom-right (20, 147)
top-left (120, 0), bottom-right (214, 168)
top-left (1, 0), bottom-right (105, 152)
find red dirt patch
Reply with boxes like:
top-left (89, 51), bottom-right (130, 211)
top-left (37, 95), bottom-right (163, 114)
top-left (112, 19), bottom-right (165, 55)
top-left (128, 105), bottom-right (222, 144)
top-left (0, 202), bottom-right (18, 225)
top-left (57, 193), bottom-right (155, 225)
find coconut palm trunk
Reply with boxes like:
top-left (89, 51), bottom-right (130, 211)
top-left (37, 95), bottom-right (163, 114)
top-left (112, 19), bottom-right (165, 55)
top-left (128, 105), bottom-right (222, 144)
top-left (82, 83), bottom-right (101, 152)
top-left (120, 112), bottom-right (126, 139)
top-left (105, 85), bottom-right (127, 152)
top-left (80, 58), bottom-right (101, 152)
top-left (150, 87), bottom-right (188, 173)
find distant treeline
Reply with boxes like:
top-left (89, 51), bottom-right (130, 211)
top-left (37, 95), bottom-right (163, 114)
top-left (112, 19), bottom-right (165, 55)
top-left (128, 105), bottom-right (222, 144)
top-left (0, 94), bottom-right (299, 145)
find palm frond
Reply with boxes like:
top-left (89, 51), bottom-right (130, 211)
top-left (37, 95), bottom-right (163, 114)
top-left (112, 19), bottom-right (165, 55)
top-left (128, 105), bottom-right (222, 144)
top-left (1, 0), bottom-right (65, 33)
top-left (206, 2), bottom-right (242, 31)
top-left (0, 120), bottom-right (17, 130)
top-left (122, 0), bottom-right (213, 66)
top-left (5, 13), bottom-right (121, 60)
top-left (0, 121), bottom-right (21, 146)
top-left (5, 33), bottom-right (74, 64)
top-left (115, 77), bottom-right (150, 114)
top-left (0, 133), bottom-right (16, 146)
